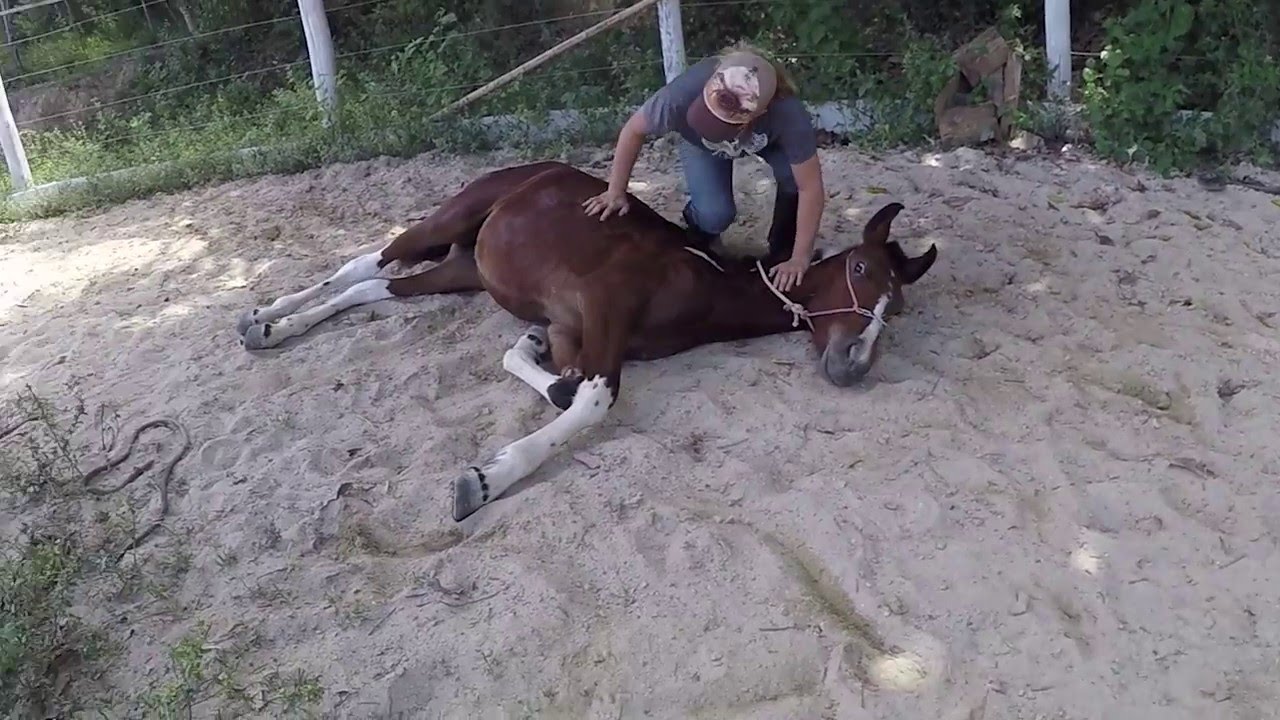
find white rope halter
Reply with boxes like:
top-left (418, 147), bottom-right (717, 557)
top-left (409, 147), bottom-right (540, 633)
top-left (755, 251), bottom-right (884, 332)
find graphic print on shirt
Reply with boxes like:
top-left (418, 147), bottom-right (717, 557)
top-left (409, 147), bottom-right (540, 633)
top-left (701, 129), bottom-right (768, 158)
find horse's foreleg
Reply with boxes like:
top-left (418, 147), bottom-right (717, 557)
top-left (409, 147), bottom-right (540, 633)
top-left (241, 248), bottom-right (481, 350)
top-left (451, 372), bottom-right (612, 521)
top-left (452, 303), bottom-right (632, 522)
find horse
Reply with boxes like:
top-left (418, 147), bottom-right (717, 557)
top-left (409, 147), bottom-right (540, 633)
top-left (234, 161), bottom-right (938, 521)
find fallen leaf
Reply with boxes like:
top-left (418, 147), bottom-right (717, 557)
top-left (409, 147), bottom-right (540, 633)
top-left (866, 186), bottom-right (888, 194)
top-left (1272, 198), bottom-right (1280, 208)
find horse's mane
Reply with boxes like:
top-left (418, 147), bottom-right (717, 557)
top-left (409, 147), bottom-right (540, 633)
top-left (681, 236), bottom-right (843, 277)
top-left (642, 198), bottom-right (846, 275)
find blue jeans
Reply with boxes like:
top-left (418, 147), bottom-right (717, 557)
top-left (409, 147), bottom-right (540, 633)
top-left (678, 139), bottom-right (797, 237)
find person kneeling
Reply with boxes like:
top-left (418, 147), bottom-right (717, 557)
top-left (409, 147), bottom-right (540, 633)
top-left (583, 44), bottom-right (826, 293)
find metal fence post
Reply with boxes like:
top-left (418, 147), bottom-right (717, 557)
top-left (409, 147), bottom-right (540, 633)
top-left (0, 64), bottom-right (32, 192)
top-left (1045, 0), bottom-right (1071, 100)
top-left (657, 0), bottom-right (686, 83)
top-left (297, 0), bottom-right (339, 126)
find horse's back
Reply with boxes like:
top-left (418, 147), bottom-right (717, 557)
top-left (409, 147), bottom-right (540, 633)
top-left (474, 161), bottom-right (705, 327)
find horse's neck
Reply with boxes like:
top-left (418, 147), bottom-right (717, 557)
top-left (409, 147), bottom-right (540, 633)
top-left (701, 262), bottom-right (824, 340)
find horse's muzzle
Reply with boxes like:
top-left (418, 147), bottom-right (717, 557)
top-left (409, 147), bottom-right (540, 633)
top-left (820, 335), bottom-right (873, 387)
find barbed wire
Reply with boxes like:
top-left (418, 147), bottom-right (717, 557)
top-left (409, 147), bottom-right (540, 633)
top-left (7, 0), bottom-right (409, 85)
top-left (5, 3), bottom-right (627, 86)
top-left (683, 0), bottom-right (777, 6)
top-left (1, 0), bottom-right (170, 49)
top-left (12, 3), bottom-right (658, 127)
top-left (324, 8), bottom-right (622, 63)
top-left (71, 48), bottom-right (908, 151)
top-left (82, 60), bottom-right (664, 149)
top-left (9, 13), bottom-right (303, 84)
top-left (8, 0), bottom-right (1082, 133)
top-left (88, 103), bottom-right (311, 149)
top-left (16, 44), bottom-right (907, 130)
top-left (6, 0), bottom-right (907, 89)
top-left (15, 58), bottom-right (310, 128)
top-left (0, 0), bottom-right (391, 53)
top-left (363, 59), bottom-right (662, 100)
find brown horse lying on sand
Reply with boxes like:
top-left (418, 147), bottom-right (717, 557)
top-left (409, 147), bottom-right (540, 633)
top-left (235, 161), bottom-right (938, 521)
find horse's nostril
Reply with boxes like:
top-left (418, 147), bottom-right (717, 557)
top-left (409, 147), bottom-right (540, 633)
top-left (821, 341), bottom-right (870, 387)
top-left (847, 341), bottom-right (863, 364)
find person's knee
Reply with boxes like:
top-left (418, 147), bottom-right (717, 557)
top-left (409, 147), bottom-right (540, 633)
top-left (690, 198), bottom-right (736, 235)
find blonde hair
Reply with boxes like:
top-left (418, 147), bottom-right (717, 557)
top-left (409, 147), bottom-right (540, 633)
top-left (716, 40), bottom-right (799, 98)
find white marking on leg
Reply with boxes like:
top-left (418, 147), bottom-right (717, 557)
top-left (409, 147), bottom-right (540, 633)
top-left (241, 279), bottom-right (393, 349)
top-left (241, 249), bottom-right (387, 332)
top-left (502, 328), bottom-right (560, 406)
top-left (453, 375), bottom-right (613, 520)
top-left (683, 246), bottom-right (725, 272)
top-left (852, 294), bottom-right (892, 366)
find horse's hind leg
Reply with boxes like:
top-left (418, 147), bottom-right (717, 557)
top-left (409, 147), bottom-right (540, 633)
top-left (241, 245), bottom-right (483, 350)
top-left (235, 165), bottom-right (554, 339)
top-left (501, 327), bottom-right (558, 406)
top-left (235, 221), bottom-right (457, 336)
top-left (500, 323), bottom-right (585, 410)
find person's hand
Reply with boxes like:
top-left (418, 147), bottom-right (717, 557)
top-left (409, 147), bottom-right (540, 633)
top-left (769, 255), bottom-right (810, 293)
top-left (583, 189), bottom-right (630, 221)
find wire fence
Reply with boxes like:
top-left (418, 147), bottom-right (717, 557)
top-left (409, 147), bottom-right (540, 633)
top-left (0, 0), bottom-right (938, 198)
top-left (0, 0), bottom-right (1250, 203)
top-left (4, 5), bottom-right (649, 126)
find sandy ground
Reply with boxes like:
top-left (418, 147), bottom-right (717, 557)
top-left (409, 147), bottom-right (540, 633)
top-left (3, 138), bottom-right (1280, 719)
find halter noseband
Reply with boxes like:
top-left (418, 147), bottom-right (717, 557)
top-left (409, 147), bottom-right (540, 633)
top-left (755, 251), bottom-right (885, 332)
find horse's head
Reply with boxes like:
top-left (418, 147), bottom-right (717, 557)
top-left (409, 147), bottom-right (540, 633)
top-left (800, 202), bottom-right (937, 386)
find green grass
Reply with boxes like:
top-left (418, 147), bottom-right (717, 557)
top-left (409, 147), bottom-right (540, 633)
top-left (0, 386), bottom-right (326, 717)
top-left (0, 535), bottom-right (110, 718)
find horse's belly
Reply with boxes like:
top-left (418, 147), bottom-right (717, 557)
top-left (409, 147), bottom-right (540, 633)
top-left (482, 281), bottom-right (548, 325)
top-left (475, 242), bottom-right (555, 325)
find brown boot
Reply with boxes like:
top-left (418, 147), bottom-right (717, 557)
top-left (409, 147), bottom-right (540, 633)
top-left (763, 189), bottom-right (823, 266)
top-left (681, 204), bottom-right (719, 252)
top-left (763, 189), bottom-right (799, 266)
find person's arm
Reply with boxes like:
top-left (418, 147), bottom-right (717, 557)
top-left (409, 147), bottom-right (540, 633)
top-left (790, 154), bottom-right (825, 262)
top-left (606, 110), bottom-right (649, 196)
top-left (608, 59), bottom-right (708, 195)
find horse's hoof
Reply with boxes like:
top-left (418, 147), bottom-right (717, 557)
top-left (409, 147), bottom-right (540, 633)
top-left (547, 373), bottom-right (584, 411)
top-left (519, 326), bottom-right (550, 363)
top-left (453, 466), bottom-right (491, 522)
top-left (241, 322), bottom-right (276, 350)
top-left (235, 309), bottom-right (260, 336)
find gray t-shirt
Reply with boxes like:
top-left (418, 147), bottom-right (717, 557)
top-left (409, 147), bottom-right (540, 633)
top-left (639, 57), bottom-right (818, 165)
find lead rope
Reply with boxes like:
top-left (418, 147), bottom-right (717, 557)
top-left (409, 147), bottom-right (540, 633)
top-left (755, 252), bottom-right (883, 331)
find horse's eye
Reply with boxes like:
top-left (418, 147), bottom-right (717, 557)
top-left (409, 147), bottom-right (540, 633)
top-left (853, 261), bottom-right (867, 275)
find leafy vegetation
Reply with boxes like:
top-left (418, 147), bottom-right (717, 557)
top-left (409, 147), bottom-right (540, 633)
top-left (0, 0), bottom-right (1276, 218)
top-left (1081, 0), bottom-right (1280, 174)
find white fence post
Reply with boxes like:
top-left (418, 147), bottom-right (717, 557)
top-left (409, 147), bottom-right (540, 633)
top-left (297, 0), bottom-right (338, 126)
top-left (1044, 0), bottom-right (1071, 100)
top-left (0, 65), bottom-right (32, 192)
top-left (657, 0), bottom-right (686, 83)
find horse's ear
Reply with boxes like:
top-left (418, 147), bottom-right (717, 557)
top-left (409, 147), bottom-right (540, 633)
top-left (886, 241), bottom-right (938, 284)
top-left (863, 202), bottom-right (905, 246)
